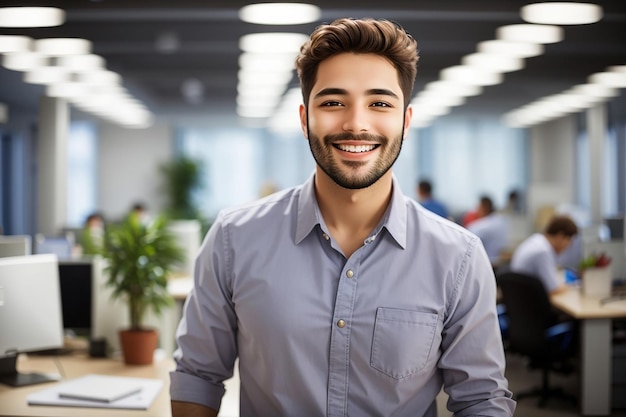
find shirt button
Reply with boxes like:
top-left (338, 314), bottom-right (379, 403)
top-left (346, 269), bottom-right (354, 278)
top-left (322, 233), bottom-right (330, 240)
top-left (337, 319), bottom-right (346, 328)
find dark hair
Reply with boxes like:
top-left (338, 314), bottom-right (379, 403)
top-left (545, 215), bottom-right (578, 237)
top-left (418, 180), bottom-right (432, 195)
top-left (479, 195), bottom-right (495, 215)
top-left (295, 18), bottom-right (419, 109)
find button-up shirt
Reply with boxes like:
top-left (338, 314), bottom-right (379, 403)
top-left (510, 233), bottom-right (559, 293)
top-left (170, 174), bottom-right (515, 417)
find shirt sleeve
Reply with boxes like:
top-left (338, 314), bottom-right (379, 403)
top-left (439, 235), bottom-right (516, 416)
top-left (170, 213), bottom-right (238, 410)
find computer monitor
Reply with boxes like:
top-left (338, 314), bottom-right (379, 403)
top-left (0, 254), bottom-right (64, 386)
top-left (58, 259), bottom-right (95, 338)
top-left (34, 234), bottom-right (73, 259)
top-left (0, 235), bottom-right (32, 258)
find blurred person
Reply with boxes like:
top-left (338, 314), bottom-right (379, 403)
top-left (416, 178), bottom-right (449, 219)
top-left (170, 18), bottom-right (514, 417)
top-left (510, 214), bottom-right (578, 296)
top-left (81, 212), bottom-right (105, 255)
top-left (467, 196), bottom-right (509, 266)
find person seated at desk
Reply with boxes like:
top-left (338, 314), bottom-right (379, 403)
top-left (467, 196), bottom-right (509, 267)
top-left (416, 179), bottom-right (449, 219)
top-left (509, 214), bottom-right (578, 296)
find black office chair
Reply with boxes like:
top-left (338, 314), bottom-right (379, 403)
top-left (497, 271), bottom-right (578, 408)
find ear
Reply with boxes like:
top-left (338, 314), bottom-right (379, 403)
top-left (403, 105), bottom-right (413, 139)
top-left (299, 104), bottom-right (308, 139)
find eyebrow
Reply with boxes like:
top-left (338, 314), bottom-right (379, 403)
top-left (313, 87), bottom-right (400, 100)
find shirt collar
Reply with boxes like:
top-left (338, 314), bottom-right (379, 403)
top-left (294, 173), bottom-right (407, 249)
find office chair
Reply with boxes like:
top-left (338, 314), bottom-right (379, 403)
top-left (497, 271), bottom-right (578, 408)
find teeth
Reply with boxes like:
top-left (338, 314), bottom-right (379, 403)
top-left (337, 144), bottom-right (376, 153)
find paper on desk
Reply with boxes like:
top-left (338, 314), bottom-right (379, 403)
top-left (27, 374), bottom-right (163, 410)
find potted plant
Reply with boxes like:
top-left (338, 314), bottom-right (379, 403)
top-left (100, 212), bottom-right (185, 364)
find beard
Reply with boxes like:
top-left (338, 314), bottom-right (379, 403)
top-left (307, 127), bottom-right (404, 190)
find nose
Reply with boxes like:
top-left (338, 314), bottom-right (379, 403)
top-left (342, 106), bottom-right (370, 132)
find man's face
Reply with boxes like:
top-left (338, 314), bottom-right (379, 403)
top-left (555, 234), bottom-right (574, 254)
top-left (299, 52), bottom-right (412, 190)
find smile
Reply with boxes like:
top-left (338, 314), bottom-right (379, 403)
top-left (334, 144), bottom-right (379, 153)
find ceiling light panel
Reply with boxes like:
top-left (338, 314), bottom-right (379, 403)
top-left (521, 2), bottom-right (603, 25)
top-left (477, 40), bottom-right (544, 58)
top-left (497, 24), bottom-right (564, 44)
top-left (462, 53), bottom-right (524, 73)
top-left (239, 3), bottom-right (321, 25)
top-left (35, 38), bottom-right (92, 56)
top-left (0, 35), bottom-right (32, 53)
top-left (0, 7), bottom-right (65, 28)
top-left (440, 65), bottom-right (503, 86)
top-left (239, 33), bottom-right (309, 53)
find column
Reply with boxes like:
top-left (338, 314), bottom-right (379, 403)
top-left (37, 96), bottom-right (69, 236)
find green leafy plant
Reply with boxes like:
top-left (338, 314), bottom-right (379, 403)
top-left (100, 213), bottom-right (185, 330)
top-left (160, 156), bottom-right (204, 220)
top-left (579, 252), bottom-right (612, 271)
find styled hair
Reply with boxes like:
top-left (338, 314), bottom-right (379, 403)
top-left (295, 18), bottom-right (419, 109)
top-left (545, 215), bottom-right (578, 237)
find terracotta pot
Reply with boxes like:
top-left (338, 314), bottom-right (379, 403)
top-left (118, 328), bottom-right (158, 365)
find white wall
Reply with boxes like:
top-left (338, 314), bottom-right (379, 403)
top-left (97, 122), bottom-right (173, 220)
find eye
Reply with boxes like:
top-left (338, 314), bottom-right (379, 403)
top-left (320, 100), bottom-right (343, 107)
top-left (371, 101), bottom-right (392, 108)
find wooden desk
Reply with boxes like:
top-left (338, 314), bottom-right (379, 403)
top-left (0, 353), bottom-right (174, 417)
top-left (551, 287), bottom-right (626, 416)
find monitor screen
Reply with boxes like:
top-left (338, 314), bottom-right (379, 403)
top-left (0, 235), bottom-right (32, 258)
top-left (35, 234), bottom-right (73, 259)
top-left (0, 254), bottom-right (64, 386)
top-left (58, 261), bottom-right (93, 337)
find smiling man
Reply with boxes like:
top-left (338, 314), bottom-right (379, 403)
top-left (170, 18), bottom-right (515, 417)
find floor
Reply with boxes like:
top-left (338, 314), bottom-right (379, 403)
top-left (437, 351), bottom-right (626, 417)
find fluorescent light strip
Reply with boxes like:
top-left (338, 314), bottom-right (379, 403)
top-left (0, 7), bottom-right (65, 28)
top-left (521, 2), bottom-right (603, 25)
top-left (239, 3), bottom-right (321, 25)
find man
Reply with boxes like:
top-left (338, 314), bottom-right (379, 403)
top-left (170, 18), bottom-right (515, 417)
top-left (416, 179), bottom-right (449, 219)
top-left (467, 196), bottom-right (509, 267)
top-left (510, 214), bottom-right (578, 295)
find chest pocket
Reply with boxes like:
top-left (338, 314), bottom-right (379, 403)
top-left (370, 307), bottom-right (439, 379)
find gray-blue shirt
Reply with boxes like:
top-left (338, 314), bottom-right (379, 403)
top-left (170, 174), bottom-right (515, 417)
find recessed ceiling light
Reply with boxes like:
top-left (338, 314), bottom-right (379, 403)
top-left (462, 53), bottom-right (524, 73)
top-left (57, 54), bottom-right (105, 71)
top-left (239, 3), bottom-right (321, 25)
top-left (2, 51), bottom-right (48, 71)
top-left (0, 7), bottom-right (65, 28)
top-left (24, 67), bottom-right (70, 85)
top-left (521, 2), bottom-right (603, 25)
top-left (440, 65), bottom-right (503, 86)
top-left (34, 38), bottom-right (92, 56)
top-left (497, 24), bottom-right (564, 44)
top-left (477, 40), bottom-right (544, 58)
top-left (240, 33), bottom-right (309, 53)
top-left (0, 35), bottom-right (32, 53)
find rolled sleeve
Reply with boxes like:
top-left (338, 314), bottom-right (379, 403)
top-left (169, 370), bottom-right (225, 410)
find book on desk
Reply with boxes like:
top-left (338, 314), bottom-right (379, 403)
top-left (27, 374), bottom-right (163, 410)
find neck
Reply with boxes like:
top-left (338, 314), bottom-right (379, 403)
top-left (314, 168), bottom-right (392, 257)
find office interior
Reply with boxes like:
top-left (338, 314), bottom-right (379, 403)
top-left (1, 1), bottom-right (626, 416)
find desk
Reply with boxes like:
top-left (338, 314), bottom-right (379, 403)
top-left (0, 354), bottom-right (174, 417)
top-left (551, 287), bottom-right (626, 416)
top-left (0, 352), bottom-right (241, 417)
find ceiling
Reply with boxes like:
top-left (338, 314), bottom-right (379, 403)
top-left (1, 0), bottom-right (625, 125)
